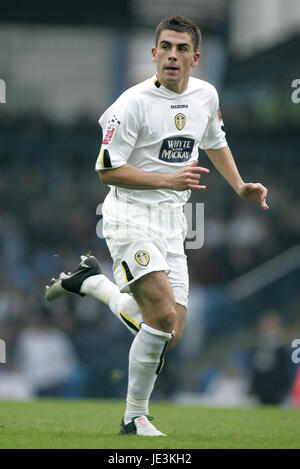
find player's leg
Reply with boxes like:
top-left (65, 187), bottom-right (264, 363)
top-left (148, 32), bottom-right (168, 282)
top-left (168, 303), bottom-right (186, 350)
top-left (120, 219), bottom-right (189, 436)
top-left (80, 273), bottom-right (143, 334)
top-left (128, 273), bottom-right (186, 350)
top-left (164, 230), bottom-right (189, 351)
top-left (45, 255), bottom-right (143, 335)
top-left (121, 270), bottom-right (184, 436)
top-left (44, 254), bottom-right (185, 342)
top-left (130, 271), bottom-right (177, 332)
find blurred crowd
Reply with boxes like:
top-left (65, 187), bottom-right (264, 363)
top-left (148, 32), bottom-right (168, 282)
top-left (0, 113), bottom-right (300, 403)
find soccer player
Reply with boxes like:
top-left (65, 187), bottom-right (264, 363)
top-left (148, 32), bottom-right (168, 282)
top-left (45, 16), bottom-right (269, 436)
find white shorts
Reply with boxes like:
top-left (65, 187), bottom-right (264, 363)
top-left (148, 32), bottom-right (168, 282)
top-left (102, 190), bottom-right (189, 308)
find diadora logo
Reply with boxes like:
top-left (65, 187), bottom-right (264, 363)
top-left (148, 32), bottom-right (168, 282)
top-left (170, 104), bottom-right (189, 109)
top-left (159, 137), bottom-right (195, 163)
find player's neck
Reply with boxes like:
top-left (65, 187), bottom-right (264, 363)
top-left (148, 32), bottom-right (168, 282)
top-left (156, 74), bottom-right (189, 94)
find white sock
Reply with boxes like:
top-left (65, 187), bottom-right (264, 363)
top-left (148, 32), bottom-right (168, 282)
top-left (124, 323), bottom-right (172, 424)
top-left (80, 274), bottom-right (142, 335)
top-left (81, 274), bottom-right (118, 304)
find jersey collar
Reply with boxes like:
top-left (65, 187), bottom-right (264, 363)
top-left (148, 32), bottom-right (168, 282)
top-left (152, 75), bottom-right (190, 97)
top-left (153, 77), bottom-right (161, 88)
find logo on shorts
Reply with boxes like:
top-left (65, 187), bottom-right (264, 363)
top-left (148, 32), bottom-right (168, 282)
top-left (174, 113), bottom-right (186, 131)
top-left (135, 250), bottom-right (150, 266)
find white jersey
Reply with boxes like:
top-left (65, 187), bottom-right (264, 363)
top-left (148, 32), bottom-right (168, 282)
top-left (95, 75), bottom-right (227, 207)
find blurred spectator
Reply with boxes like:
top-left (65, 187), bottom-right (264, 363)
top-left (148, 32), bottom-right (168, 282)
top-left (249, 311), bottom-right (290, 405)
top-left (0, 366), bottom-right (34, 400)
top-left (14, 311), bottom-right (78, 397)
top-left (227, 207), bottom-right (269, 248)
top-left (73, 311), bottom-right (131, 398)
top-left (173, 363), bottom-right (256, 407)
top-left (198, 364), bottom-right (255, 407)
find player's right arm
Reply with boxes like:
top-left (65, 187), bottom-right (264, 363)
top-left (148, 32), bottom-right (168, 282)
top-left (98, 161), bottom-right (209, 191)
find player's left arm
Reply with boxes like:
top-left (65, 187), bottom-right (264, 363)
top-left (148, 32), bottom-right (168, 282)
top-left (205, 145), bottom-right (269, 211)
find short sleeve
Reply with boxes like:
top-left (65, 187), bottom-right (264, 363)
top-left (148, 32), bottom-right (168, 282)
top-left (199, 88), bottom-right (227, 150)
top-left (95, 96), bottom-right (140, 171)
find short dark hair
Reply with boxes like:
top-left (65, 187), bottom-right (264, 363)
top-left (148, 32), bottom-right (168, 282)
top-left (155, 15), bottom-right (201, 52)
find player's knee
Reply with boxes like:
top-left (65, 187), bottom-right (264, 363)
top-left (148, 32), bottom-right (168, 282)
top-left (156, 308), bottom-right (176, 332)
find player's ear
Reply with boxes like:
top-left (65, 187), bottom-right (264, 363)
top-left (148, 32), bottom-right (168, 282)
top-left (191, 52), bottom-right (200, 68)
top-left (151, 47), bottom-right (157, 63)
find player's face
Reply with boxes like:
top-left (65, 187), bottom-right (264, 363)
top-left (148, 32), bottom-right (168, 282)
top-left (152, 30), bottom-right (200, 94)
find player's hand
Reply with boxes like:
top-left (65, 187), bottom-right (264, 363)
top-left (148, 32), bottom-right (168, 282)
top-left (238, 182), bottom-right (269, 210)
top-left (166, 160), bottom-right (210, 191)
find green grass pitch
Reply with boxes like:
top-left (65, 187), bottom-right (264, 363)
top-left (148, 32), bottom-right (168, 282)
top-left (0, 399), bottom-right (299, 449)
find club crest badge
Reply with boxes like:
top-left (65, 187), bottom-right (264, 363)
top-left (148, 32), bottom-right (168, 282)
top-left (174, 113), bottom-right (186, 131)
top-left (135, 250), bottom-right (150, 266)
